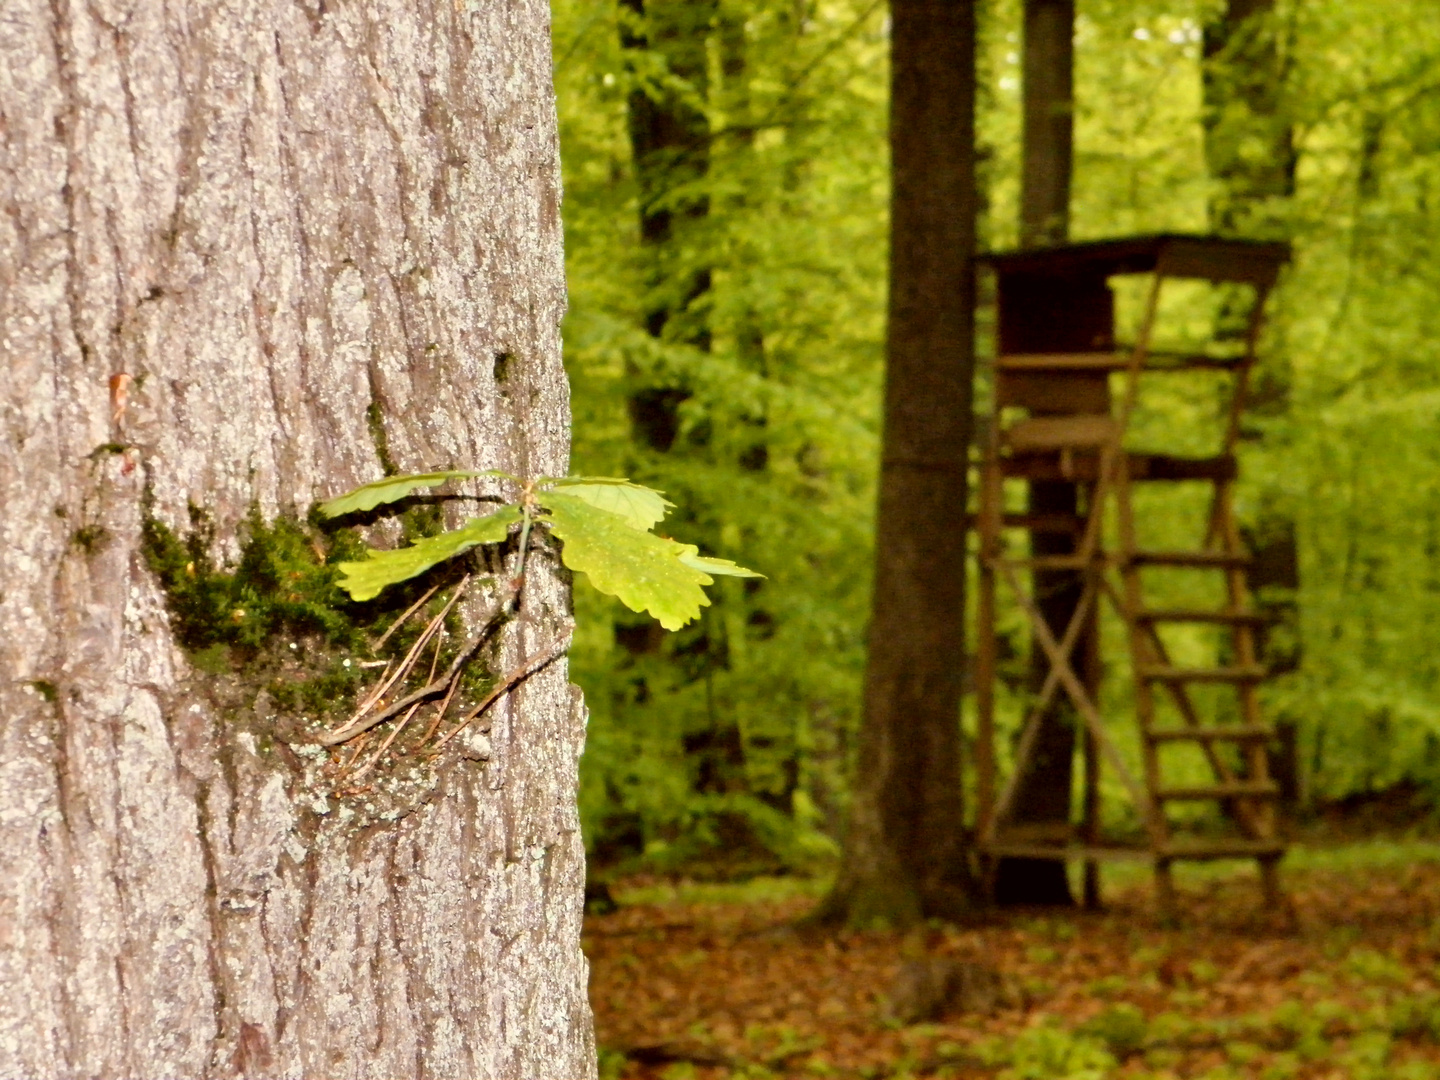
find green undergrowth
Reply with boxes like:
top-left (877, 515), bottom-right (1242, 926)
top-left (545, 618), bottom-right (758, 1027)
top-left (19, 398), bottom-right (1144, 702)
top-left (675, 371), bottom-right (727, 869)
top-left (611, 873), bottom-right (833, 909)
top-left (954, 991), bottom-right (1440, 1080)
top-left (604, 839), bottom-right (1440, 915)
top-left (603, 993), bottom-right (1440, 1079)
top-left (1095, 838), bottom-right (1440, 894)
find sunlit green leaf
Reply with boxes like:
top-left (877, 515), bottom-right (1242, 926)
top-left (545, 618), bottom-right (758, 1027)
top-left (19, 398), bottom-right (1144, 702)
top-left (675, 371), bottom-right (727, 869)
top-left (543, 477), bottom-right (674, 530)
top-left (540, 493), bottom-right (709, 630)
top-left (335, 505), bottom-right (521, 601)
top-left (318, 470), bottom-right (508, 518)
top-left (677, 547), bottom-right (764, 579)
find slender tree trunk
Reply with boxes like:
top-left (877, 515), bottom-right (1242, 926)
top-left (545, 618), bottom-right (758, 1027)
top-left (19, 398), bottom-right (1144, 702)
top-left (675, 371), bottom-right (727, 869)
top-left (994, 0), bottom-right (1083, 907)
top-left (619, 0), bottom-right (715, 454)
top-left (0, 2), bottom-right (594, 1077)
top-left (1203, 0), bottom-right (1301, 809)
top-left (615, 0), bottom-right (768, 848)
top-left (1203, 0), bottom-right (1296, 236)
top-left (1018, 0), bottom-right (1073, 250)
top-left (818, 0), bottom-right (977, 927)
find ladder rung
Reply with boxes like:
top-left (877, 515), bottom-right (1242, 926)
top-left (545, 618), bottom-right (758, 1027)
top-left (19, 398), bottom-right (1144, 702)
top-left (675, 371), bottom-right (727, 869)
top-left (997, 352), bottom-right (1127, 371)
top-left (1135, 608), bottom-right (1270, 624)
top-left (1002, 415), bottom-right (1119, 451)
top-left (1147, 725), bottom-right (1272, 743)
top-left (992, 822), bottom-right (1075, 843)
top-left (968, 512), bottom-right (1084, 533)
top-left (1158, 785), bottom-right (1279, 803)
top-left (981, 839), bottom-right (1285, 862)
top-left (996, 352), bottom-right (1249, 372)
top-left (996, 554), bottom-right (1096, 570)
top-left (1137, 665), bottom-right (1266, 683)
top-left (1122, 349), bottom-right (1250, 371)
top-left (1128, 551), bottom-right (1252, 568)
top-left (980, 842), bottom-right (1155, 863)
top-left (1159, 838), bottom-right (1285, 860)
top-left (999, 452), bottom-right (1236, 484)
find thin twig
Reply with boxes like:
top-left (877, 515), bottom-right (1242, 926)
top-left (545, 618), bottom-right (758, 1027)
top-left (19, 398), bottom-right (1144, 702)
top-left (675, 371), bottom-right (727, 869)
top-left (372, 582), bottom-right (441, 651)
top-left (371, 576), bottom-right (469, 705)
top-left (351, 660), bottom-right (394, 716)
top-left (335, 730), bottom-right (375, 774)
top-left (419, 664), bottom-right (464, 746)
top-left (324, 577), bottom-right (469, 741)
top-left (432, 628), bottom-right (572, 751)
top-left (317, 579), bottom-right (517, 747)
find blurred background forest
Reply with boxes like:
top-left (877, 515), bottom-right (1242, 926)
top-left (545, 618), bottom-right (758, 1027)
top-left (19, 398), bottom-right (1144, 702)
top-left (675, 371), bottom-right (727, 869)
top-left (549, 0), bottom-right (1440, 882)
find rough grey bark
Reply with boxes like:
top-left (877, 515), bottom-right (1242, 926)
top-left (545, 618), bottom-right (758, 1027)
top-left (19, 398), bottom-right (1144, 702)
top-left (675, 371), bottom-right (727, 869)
top-left (0, 1), bottom-right (595, 1077)
top-left (817, 0), bottom-right (977, 928)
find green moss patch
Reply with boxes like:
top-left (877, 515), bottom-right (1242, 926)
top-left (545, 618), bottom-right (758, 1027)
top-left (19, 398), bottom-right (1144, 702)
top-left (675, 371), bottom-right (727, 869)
top-left (141, 505), bottom-right (371, 652)
top-left (141, 501), bottom-right (487, 736)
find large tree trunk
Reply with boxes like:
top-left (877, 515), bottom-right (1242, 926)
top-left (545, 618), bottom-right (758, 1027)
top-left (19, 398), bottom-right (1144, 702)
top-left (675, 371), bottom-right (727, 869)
top-left (817, 0), bottom-right (976, 927)
top-left (0, 2), bottom-right (594, 1077)
top-left (994, 0), bottom-right (1083, 908)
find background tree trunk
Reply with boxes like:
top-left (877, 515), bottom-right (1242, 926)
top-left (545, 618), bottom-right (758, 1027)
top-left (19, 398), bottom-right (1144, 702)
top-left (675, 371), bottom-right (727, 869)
top-left (994, 0), bottom-right (1083, 908)
top-left (0, 2), bottom-right (594, 1077)
top-left (620, 0), bottom-right (715, 454)
top-left (818, 0), bottom-right (977, 927)
top-left (1202, 0), bottom-right (1302, 811)
top-left (1018, 0), bottom-right (1073, 251)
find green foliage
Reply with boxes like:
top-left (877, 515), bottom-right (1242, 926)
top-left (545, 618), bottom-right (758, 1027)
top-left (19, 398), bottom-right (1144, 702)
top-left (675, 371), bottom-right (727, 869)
top-left (316, 469), bottom-right (490, 517)
top-left (336, 506), bottom-right (520, 601)
top-left (320, 473), bottom-right (756, 630)
top-left (555, 0), bottom-right (1440, 870)
top-left (1078, 1004), bottom-right (1150, 1057)
top-left (985, 1022), bottom-right (1116, 1080)
top-left (547, 475), bottom-right (675, 530)
top-left (555, 0), bottom-right (885, 873)
top-left (542, 493), bottom-right (714, 630)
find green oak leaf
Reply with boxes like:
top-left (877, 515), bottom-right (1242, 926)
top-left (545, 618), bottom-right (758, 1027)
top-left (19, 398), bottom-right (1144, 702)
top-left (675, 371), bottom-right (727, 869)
top-left (540, 493), bottom-right (709, 630)
top-left (678, 547), bottom-right (764, 579)
top-left (542, 477), bottom-right (674, 530)
top-left (335, 505), bottom-right (521, 601)
top-left (318, 470), bottom-right (509, 518)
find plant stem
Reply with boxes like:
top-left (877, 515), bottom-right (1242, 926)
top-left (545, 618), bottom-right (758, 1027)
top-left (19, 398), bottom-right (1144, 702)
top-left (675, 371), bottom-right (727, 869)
top-left (515, 501), bottom-right (534, 588)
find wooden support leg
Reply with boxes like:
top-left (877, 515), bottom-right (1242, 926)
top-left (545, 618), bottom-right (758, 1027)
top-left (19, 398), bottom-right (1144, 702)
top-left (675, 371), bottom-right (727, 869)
top-left (1082, 714), bottom-right (1101, 910)
top-left (1259, 854), bottom-right (1283, 909)
top-left (1155, 858), bottom-right (1176, 922)
top-left (1083, 861), bottom-right (1100, 910)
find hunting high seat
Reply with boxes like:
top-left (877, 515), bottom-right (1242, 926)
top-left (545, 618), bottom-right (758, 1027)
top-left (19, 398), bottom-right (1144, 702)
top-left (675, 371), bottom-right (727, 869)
top-left (972, 234), bottom-right (1291, 913)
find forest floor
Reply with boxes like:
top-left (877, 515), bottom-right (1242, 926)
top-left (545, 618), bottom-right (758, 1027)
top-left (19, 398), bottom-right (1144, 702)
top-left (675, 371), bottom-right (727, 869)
top-left (585, 840), bottom-right (1440, 1079)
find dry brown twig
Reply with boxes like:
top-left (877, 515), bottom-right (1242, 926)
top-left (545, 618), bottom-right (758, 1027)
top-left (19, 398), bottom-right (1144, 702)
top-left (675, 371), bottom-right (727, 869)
top-left (372, 582), bottom-right (441, 651)
top-left (312, 538), bottom-right (572, 788)
top-left (432, 625), bottom-right (573, 751)
top-left (346, 628), bottom-right (446, 781)
top-left (318, 575), bottom-right (529, 749)
top-left (321, 576), bottom-right (471, 746)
